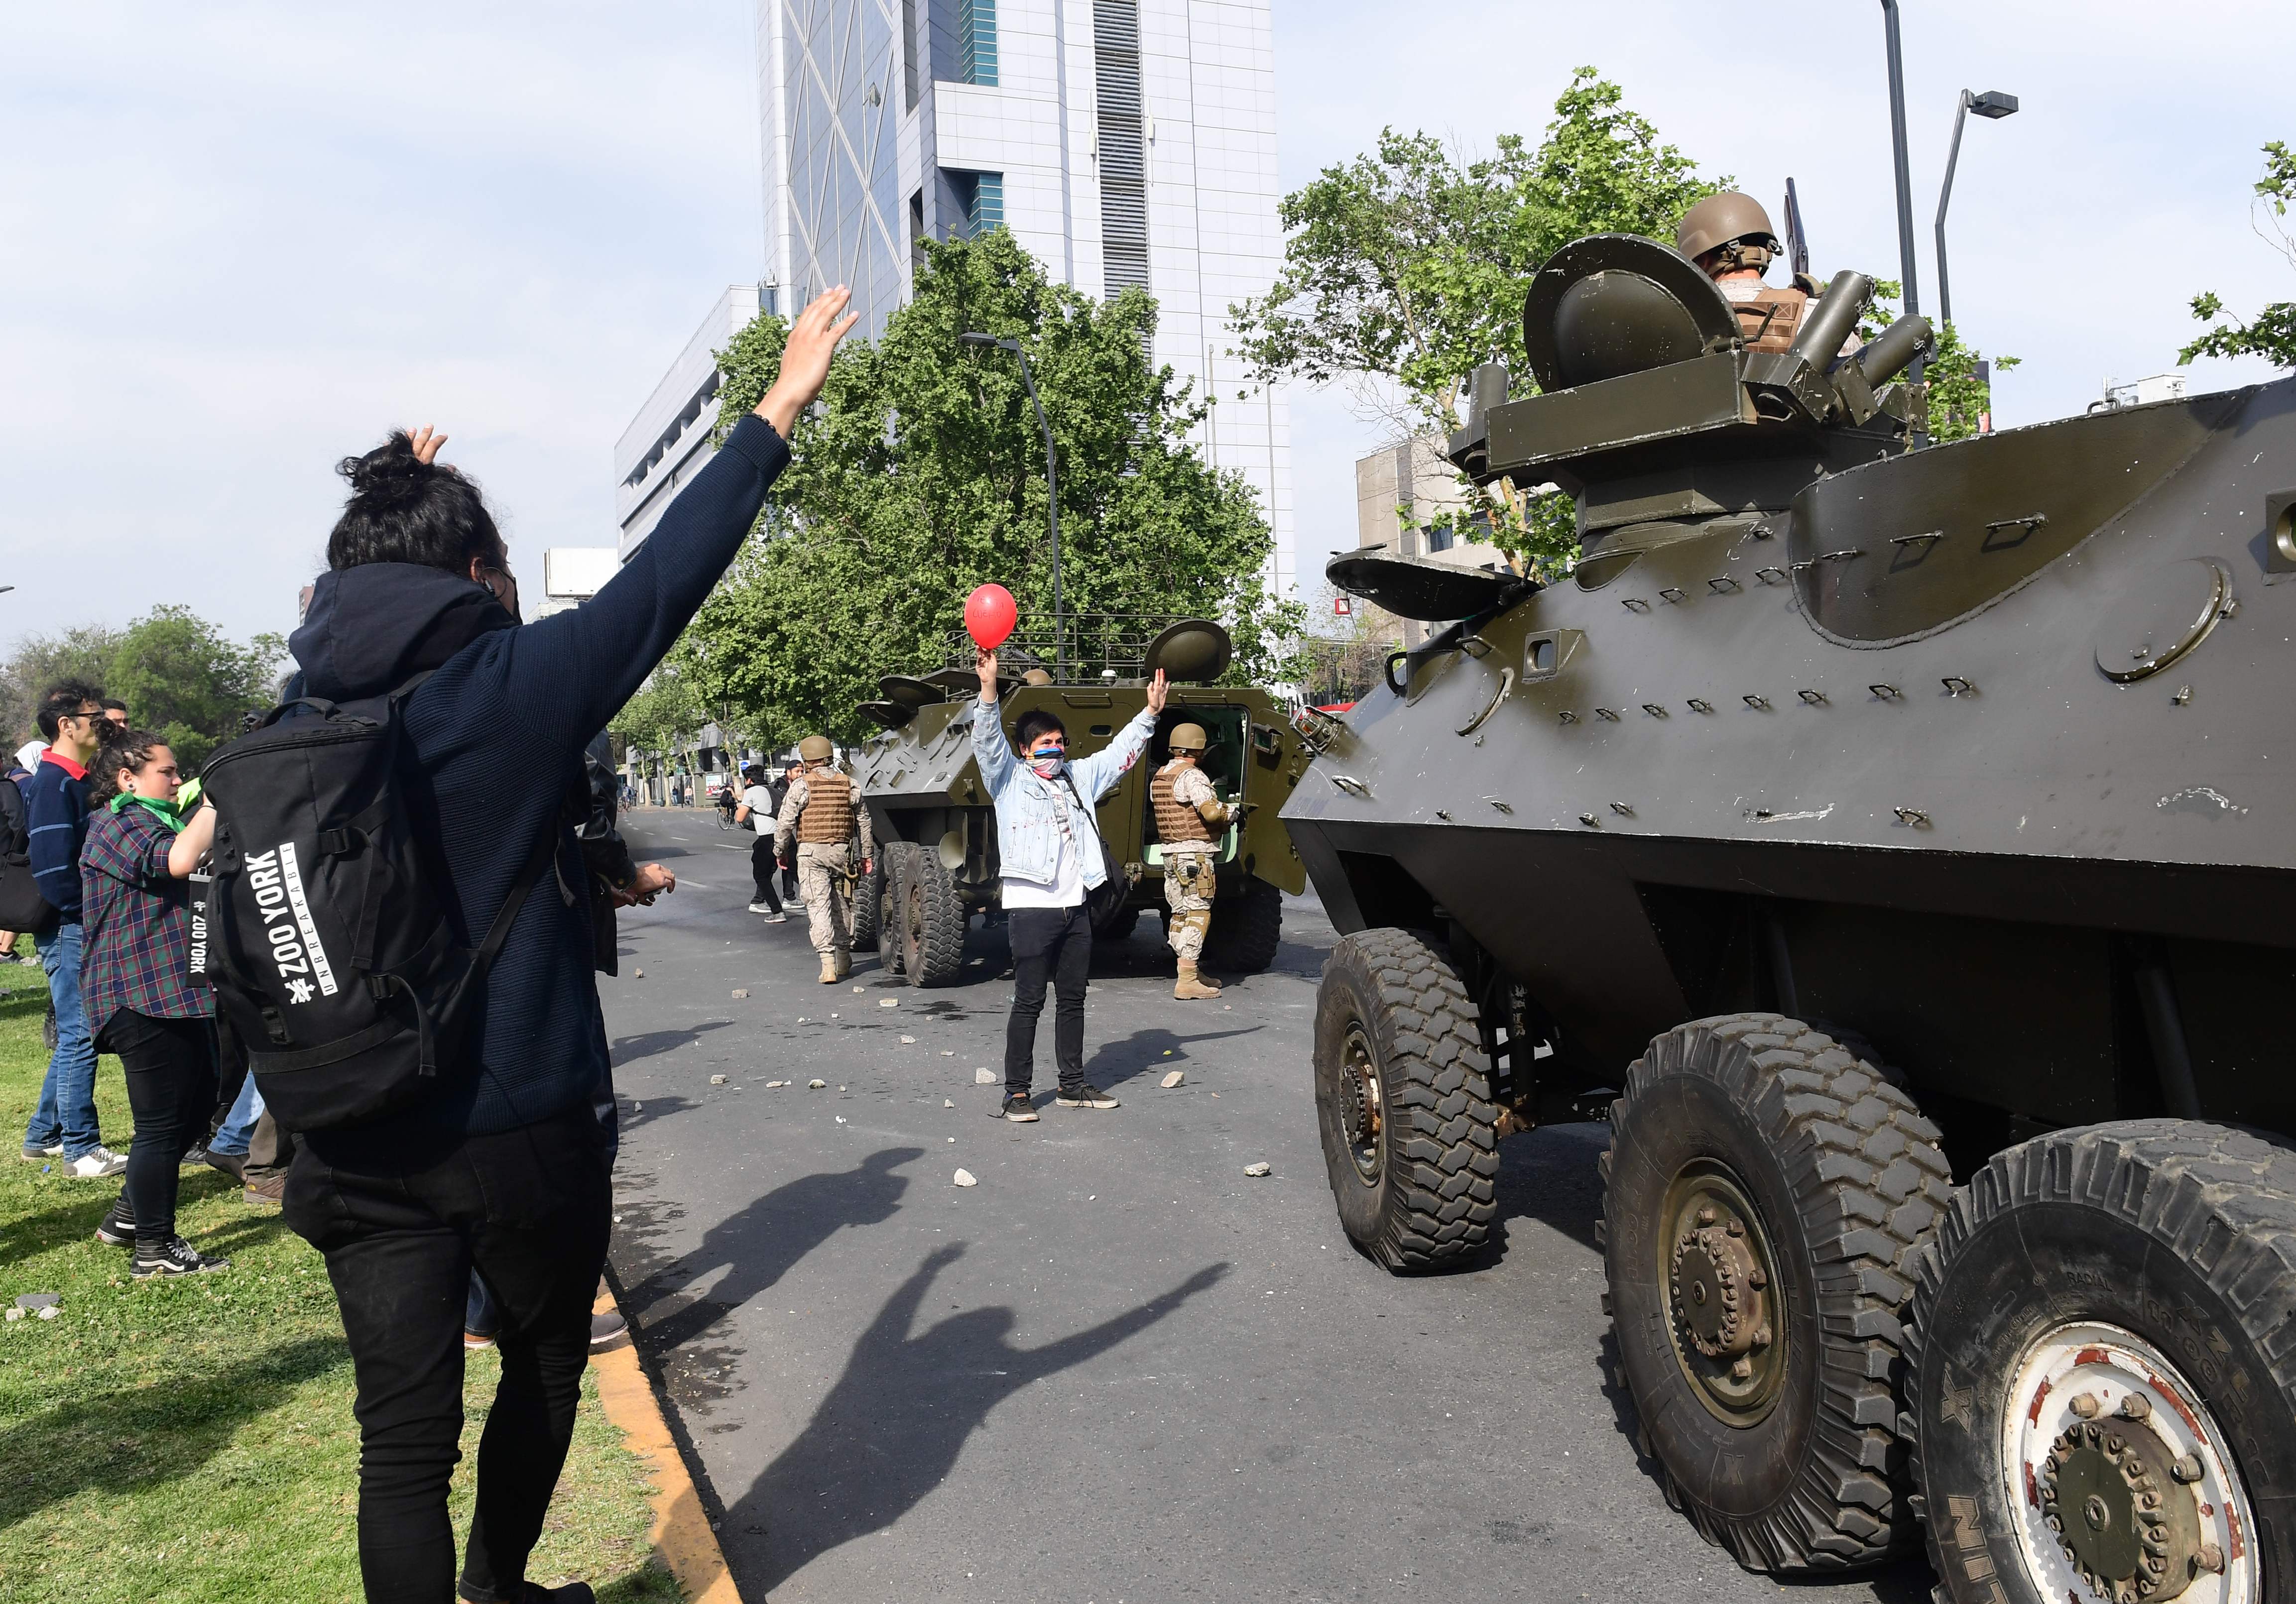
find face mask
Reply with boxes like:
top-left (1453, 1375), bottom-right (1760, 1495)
top-left (1028, 747), bottom-right (1067, 780)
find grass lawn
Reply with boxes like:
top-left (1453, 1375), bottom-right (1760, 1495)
top-left (0, 941), bottom-right (683, 1604)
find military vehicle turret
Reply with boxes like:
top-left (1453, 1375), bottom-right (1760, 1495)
top-left (1290, 231), bottom-right (2296, 1602)
top-left (850, 616), bottom-right (1320, 985)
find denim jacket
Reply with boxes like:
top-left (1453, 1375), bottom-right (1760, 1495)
top-left (970, 697), bottom-right (1156, 889)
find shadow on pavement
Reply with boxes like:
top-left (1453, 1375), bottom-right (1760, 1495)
top-left (728, 1245), bottom-right (1227, 1594)
top-left (625, 1147), bottom-right (923, 1358)
top-left (610, 1021), bottom-right (734, 1068)
top-left (1081, 1022), bottom-right (1262, 1090)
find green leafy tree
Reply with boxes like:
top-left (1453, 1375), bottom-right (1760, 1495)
top-left (2180, 140), bottom-right (2296, 369)
top-left (103, 606), bottom-right (284, 771)
top-left (1231, 69), bottom-right (1723, 570)
top-left (0, 624), bottom-right (123, 748)
top-left (1856, 282), bottom-right (2019, 445)
top-left (657, 228), bottom-right (1300, 747)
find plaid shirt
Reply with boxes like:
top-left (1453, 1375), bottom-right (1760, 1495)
top-left (79, 802), bottom-right (212, 1037)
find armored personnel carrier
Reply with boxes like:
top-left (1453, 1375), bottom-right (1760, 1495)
top-left (1293, 232), bottom-right (2296, 1602)
top-left (849, 616), bottom-right (1318, 985)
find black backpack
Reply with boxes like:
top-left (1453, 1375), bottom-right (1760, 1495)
top-left (197, 681), bottom-right (556, 1132)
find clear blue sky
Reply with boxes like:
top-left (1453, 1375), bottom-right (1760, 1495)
top-left (4, 0), bottom-right (2292, 650)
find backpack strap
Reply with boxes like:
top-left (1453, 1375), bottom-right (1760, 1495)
top-left (474, 822), bottom-right (564, 975)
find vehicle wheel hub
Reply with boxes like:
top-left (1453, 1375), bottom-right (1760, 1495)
top-left (1337, 1024), bottom-right (1383, 1185)
top-left (2006, 1322), bottom-right (2254, 1604)
top-left (1659, 1163), bottom-right (1783, 1425)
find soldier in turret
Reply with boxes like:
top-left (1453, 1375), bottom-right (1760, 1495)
top-left (774, 734), bottom-right (875, 983)
top-left (1677, 191), bottom-right (1810, 354)
top-left (1151, 723), bottom-right (1241, 1001)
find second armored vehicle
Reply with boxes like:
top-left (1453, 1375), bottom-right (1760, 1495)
top-left (852, 617), bottom-right (1318, 984)
top-left (1294, 231), bottom-right (2296, 1603)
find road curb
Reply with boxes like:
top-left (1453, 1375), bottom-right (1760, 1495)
top-left (591, 1283), bottom-right (744, 1604)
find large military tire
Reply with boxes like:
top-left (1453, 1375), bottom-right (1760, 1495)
top-left (896, 846), bottom-right (967, 987)
top-left (874, 844), bottom-right (913, 978)
top-left (1203, 878), bottom-right (1282, 975)
top-left (851, 850), bottom-right (881, 950)
top-left (1097, 906), bottom-right (1142, 944)
top-left (1905, 1121), bottom-right (2296, 1604)
top-left (1312, 928), bottom-right (1499, 1270)
top-left (1601, 1014), bottom-right (1951, 1572)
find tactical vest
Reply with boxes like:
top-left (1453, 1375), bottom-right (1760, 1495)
top-left (797, 768), bottom-right (855, 844)
top-left (1719, 280), bottom-right (1807, 354)
top-left (1152, 763), bottom-right (1213, 847)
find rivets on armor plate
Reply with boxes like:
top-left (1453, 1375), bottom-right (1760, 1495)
top-left (1891, 530), bottom-right (1946, 552)
top-left (1743, 694), bottom-right (1771, 711)
top-left (1815, 548), bottom-right (1867, 563)
top-left (1434, 809), bottom-right (1451, 821)
top-left (1869, 684), bottom-right (1903, 700)
top-left (2173, 685), bottom-right (2192, 705)
top-left (1754, 567), bottom-right (1787, 585)
top-left (1594, 707), bottom-right (1621, 722)
top-left (1577, 813), bottom-right (1600, 828)
top-left (1485, 798), bottom-right (1514, 814)
top-left (1609, 802), bottom-right (1635, 816)
top-left (1659, 587), bottom-right (1686, 604)
top-left (1941, 676), bottom-right (1978, 697)
top-left (1622, 597), bottom-right (1651, 613)
top-left (1687, 698), bottom-right (1714, 713)
top-left (1797, 688), bottom-right (1828, 705)
top-left (1642, 703), bottom-right (1668, 718)
top-left (1559, 710), bottom-right (1580, 724)
top-left (1892, 806), bottom-right (1932, 828)
top-left (1707, 575), bottom-right (1741, 593)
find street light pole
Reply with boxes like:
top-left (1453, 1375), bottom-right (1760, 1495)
top-left (1878, 0), bottom-right (1927, 446)
top-left (960, 332), bottom-right (1065, 679)
top-left (1934, 88), bottom-right (2020, 331)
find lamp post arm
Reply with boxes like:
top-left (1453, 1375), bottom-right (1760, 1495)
top-left (1935, 90), bottom-right (1972, 331)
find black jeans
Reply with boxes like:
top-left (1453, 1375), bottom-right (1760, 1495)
top-left (1004, 904), bottom-right (1092, 1095)
top-left (97, 1009), bottom-right (218, 1244)
top-left (748, 836), bottom-right (783, 911)
top-left (283, 1103), bottom-right (612, 1604)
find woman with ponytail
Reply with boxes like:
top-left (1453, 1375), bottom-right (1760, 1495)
top-left (77, 725), bottom-right (222, 1277)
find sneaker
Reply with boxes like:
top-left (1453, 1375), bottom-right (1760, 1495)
top-left (95, 1199), bottom-right (136, 1247)
top-left (243, 1174), bottom-right (285, 1207)
top-left (131, 1236), bottom-right (229, 1278)
top-left (20, 1141), bottom-right (62, 1161)
top-left (65, 1146), bottom-right (129, 1178)
top-left (202, 1148), bottom-right (246, 1182)
top-left (991, 1091), bottom-right (1039, 1123)
top-left (748, 901), bottom-right (774, 914)
top-left (765, 913), bottom-right (789, 924)
top-left (1055, 1084), bottom-right (1120, 1109)
top-left (464, 1330), bottom-right (496, 1352)
top-left (590, 1308), bottom-right (631, 1351)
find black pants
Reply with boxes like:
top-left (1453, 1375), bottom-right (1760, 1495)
top-left (98, 1009), bottom-right (218, 1244)
top-left (748, 837), bottom-right (783, 911)
top-left (1004, 904), bottom-right (1092, 1095)
top-left (283, 1103), bottom-right (612, 1604)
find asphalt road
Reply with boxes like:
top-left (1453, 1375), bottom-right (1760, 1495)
top-left (602, 808), bottom-right (1936, 1604)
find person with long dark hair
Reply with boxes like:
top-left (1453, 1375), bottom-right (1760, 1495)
top-left (276, 286), bottom-right (853, 1604)
top-left (77, 724), bottom-right (224, 1274)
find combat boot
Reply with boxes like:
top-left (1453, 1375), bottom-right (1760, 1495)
top-left (834, 947), bottom-right (852, 980)
top-left (818, 953), bottom-right (838, 984)
top-left (1174, 960), bottom-right (1221, 1000)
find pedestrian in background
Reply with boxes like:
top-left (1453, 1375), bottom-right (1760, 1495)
top-left (19, 684), bottom-right (128, 1177)
top-left (100, 697), bottom-right (129, 726)
top-left (735, 763), bottom-right (787, 921)
top-left (274, 283), bottom-right (852, 1604)
top-left (78, 725), bottom-right (225, 1275)
top-left (971, 647), bottom-right (1165, 1120)
top-left (773, 762), bottom-right (801, 902)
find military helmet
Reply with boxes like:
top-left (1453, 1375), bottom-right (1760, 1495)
top-left (798, 734), bottom-right (835, 762)
top-left (1676, 191), bottom-right (1782, 263)
top-left (1168, 722), bottom-right (1209, 754)
top-left (1020, 668), bottom-right (1054, 687)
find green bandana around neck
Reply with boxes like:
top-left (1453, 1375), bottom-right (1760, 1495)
top-left (109, 791), bottom-right (183, 832)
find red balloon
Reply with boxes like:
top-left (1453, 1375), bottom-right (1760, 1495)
top-left (965, 583), bottom-right (1018, 650)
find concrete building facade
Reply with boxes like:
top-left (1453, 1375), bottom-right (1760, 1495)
top-left (620, 0), bottom-right (1293, 593)
top-left (1352, 433), bottom-right (1507, 647)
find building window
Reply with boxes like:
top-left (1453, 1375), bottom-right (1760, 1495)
top-left (1093, 0), bottom-right (1149, 294)
top-left (958, 0), bottom-right (997, 86)
top-left (1426, 524), bottom-right (1453, 553)
top-left (953, 171), bottom-right (1004, 238)
top-left (902, 0), bottom-right (920, 108)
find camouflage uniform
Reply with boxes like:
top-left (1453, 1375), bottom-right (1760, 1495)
top-left (1156, 762), bottom-right (1223, 960)
top-left (775, 767), bottom-right (875, 970)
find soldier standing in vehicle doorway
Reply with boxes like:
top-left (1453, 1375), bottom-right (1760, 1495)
top-left (774, 735), bottom-right (874, 983)
top-left (1677, 191), bottom-right (1811, 354)
top-left (1152, 723), bottom-right (1240, 1001)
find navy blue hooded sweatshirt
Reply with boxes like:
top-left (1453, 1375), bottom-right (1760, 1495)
top-left (285, 414), bottom-right (789, 1160)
